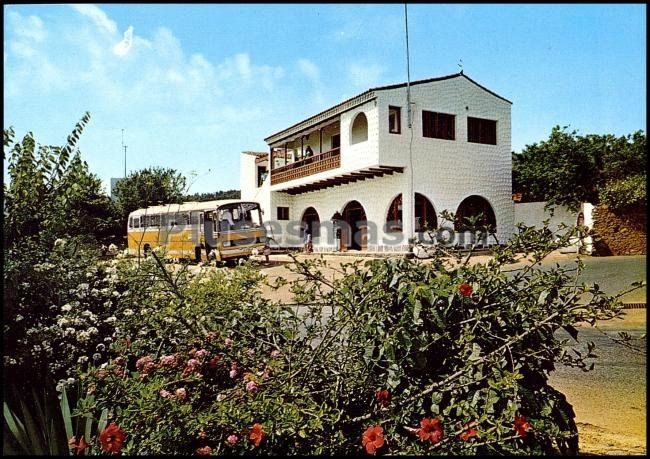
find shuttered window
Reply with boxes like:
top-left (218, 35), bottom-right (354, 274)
top-left (467, 117), bottom-right (497, 145)
top-left (422, 111), bottom-right (455, 140)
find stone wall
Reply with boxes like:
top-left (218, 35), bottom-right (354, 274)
top-left (591, 204), bottom-right (646, 256)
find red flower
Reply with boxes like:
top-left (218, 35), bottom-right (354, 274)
top-left (99, 423), bottom-right (126, 454)
top-left (248, 423), bottom-right (266, 448)
top-left (68, 435), bottom-right (90, 455)
top-left (376, 389), bottom-right (391, 408)
top-left (195, 446), bottom-right (212, 455)
top-left (361, 425), bottom-right (385, 455)
top-left (458, 283), bottom-right (473, 297)
top-left (417, 417), bottom-right (444, 444)
top-left (459, 422), bottom-right (478, 441)
top-left (514, 415), bottom-right (532, 438)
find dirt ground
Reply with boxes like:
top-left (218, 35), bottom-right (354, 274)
top-left (255, 251), bottom-right (646, 455)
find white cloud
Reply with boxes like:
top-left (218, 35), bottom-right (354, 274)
top-left (113, 26), bottom-right (134, 56)
top-left (298, 58), bottom-right (320, 84)
top-left (5, 4), bottom-right (291, 190)
top-left (9, 12), bottom-right (47, 42)
top-left (71, 4), bottom-right (117, 36)
top-left (348, 61), bottom-right (386, 89)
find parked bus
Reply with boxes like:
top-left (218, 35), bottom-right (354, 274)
top-left (127, 200), bottom-right (269, 262)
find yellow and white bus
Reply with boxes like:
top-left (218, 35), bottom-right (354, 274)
top-left (127, 200), bottom-right (269, 262)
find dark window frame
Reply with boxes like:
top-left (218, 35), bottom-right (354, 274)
top-left (422, 110), bottom-right (455, 140)
top-left (467, 116), bottom-right (497, 145)
top-left (277, 207), bottom-right (290, 221)
top-left (388, 106), bottom-right (401, 134)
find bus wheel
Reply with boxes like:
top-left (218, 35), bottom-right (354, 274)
top-left (143, 244), bottom-right (152, 257)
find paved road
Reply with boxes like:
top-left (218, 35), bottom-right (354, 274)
top-left (549, 310), bottom-right (646, 455)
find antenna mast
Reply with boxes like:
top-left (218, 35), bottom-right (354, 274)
top-left (405, 3), bottom-right (412, 128)
top-left (121, 129), bottom-right (127, 177)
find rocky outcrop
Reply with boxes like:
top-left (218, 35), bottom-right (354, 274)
top-left (591, 204), bottom-right (646, 256)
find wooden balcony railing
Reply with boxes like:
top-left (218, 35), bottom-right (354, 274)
top-left (270, 148), bottom-right (341, 185)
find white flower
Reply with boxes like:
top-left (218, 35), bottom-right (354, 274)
top-left (66, 377), bottom-right (75, 385)
top-left (77, 356), bottom-right (89, 364)
top-left (88, 327), bottom-right (99, 336)
top-left (64, 327), bottom-right (76, 337)
top-left (105, 316), bottom-right (117, 323)
top-left (123, 309), bottom-right (134, 316)
top-left (61, 304), bottom-right (72, 312)
top-left (77, 330), bottom-right (91, 343)
top-left (81, 310), bottom-right (93, 317)
top-left (15, 314), bottom-right (24, 322)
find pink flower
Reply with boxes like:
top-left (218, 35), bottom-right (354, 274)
top-left (182, 358), bottom-right (202, 377)
top-left (159, 355), bottom-right (176, 367)
top-left (159, 389), bottom-right (172, 398)
top-left (270, 349), bottom-right (281, 359)
top-left (229, 369), bottom-right (238, 379)
top-left (175, 387), bottom-right (187, 401)
top-left (226, 434), bottom-right (238, 445)
top-left (136, 355), bottom-right (155, 374)
top-left (195, 349), bottom-right (208, 360)
top-left (224, 338), bottom-right (233, 348)
top-left (246, 380), bottom-right (258, 393)
top-left (195, 445), bottom-right (212, 455)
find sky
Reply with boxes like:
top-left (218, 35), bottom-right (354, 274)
top-left (3, 3), bottom-right (647, 194)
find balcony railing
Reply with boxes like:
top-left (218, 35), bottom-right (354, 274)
top-left (270, 148), bottom-right (341, 185)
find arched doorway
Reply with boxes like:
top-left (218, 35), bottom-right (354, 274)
top-left (415, 193), bottom-right (437, 232)
top-left (342, 200), bottom-right (367, 251)
top-left (301, 207), bottom-right (320, 239)
top-left (455, 195), bottom-right (497, 232)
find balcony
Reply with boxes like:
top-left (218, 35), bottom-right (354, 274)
top-left (270, 147), bottom-right (341, 185)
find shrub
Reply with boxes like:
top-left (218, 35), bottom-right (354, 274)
top-left (74, 223), bottom-right (641, 455)
top-left (598, 174), bottom-right (646, 210)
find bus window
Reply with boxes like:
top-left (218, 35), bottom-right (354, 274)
top-left (151, 214), bottom-right (161, 227)
top-left (128, 217), bottom-right (133, 229)
top-left (134, 217), bottom-right (140, 229)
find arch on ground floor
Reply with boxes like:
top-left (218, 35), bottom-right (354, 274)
top-left (385, 193), bottom-right (438, 233)
top-left (454, 195), bottom-right (497, 232)
top-left (301, 206), bottom-right (321, 238)
top-left (341, 200), bottom-right (367, 251)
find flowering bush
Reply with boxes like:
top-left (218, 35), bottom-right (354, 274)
top-left (70, 223), bottom-right (642, 455)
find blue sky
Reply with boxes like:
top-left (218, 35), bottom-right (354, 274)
top-left (4, 3), bottom-right (646, 194)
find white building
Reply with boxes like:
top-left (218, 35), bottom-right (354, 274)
top-left (241, 72), bottom-right (514, 252)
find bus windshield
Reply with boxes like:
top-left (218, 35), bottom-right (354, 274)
top-left (216, 202), bottom-right (262, 231)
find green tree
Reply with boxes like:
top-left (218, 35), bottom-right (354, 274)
top-left (3, 112), bottom-right (117, 247)
top-left (112, 167), bottom-right (186, 230)
top-left (513, 126), bottom-right (646, 211)
top-left (183, 189), bottom-right (240, 202)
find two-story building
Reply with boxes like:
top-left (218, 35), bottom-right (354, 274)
top-left (241, 71), bottom-right (515, 252)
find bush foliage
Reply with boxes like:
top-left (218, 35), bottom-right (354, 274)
top-left (70, 225), bottom-right (640, 455)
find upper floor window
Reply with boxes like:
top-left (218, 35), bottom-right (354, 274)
top-left (388, 106), bottom-right (401, 134)
top-left (422, 110), bottom-right (455, 140)
top-left (331, 134), bottom-right (340, 149)
top-left (257, 166), bottom-right (268, 187)
top-left (467, 117), bottom-right (497, 145)
top-left (351, 112), bottom-right (368, 145)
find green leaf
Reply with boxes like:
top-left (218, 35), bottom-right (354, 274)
top-left (60, 386), bottom-right (74, 441)
top-left (4, 402), bottom-right (30, 453)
